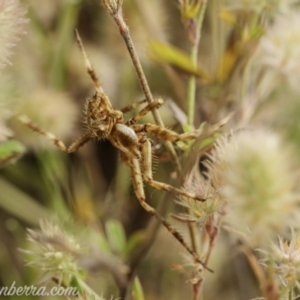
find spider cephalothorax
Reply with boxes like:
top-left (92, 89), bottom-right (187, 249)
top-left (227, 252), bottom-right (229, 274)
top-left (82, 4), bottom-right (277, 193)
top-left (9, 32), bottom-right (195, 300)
top-left (84, 93), bottom-right (123, 139)
top-left (84, 92), bottom-right (141, 159)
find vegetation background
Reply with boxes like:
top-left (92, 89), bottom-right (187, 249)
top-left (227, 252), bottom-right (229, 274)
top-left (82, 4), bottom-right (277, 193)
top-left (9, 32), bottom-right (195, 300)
top-left (1, 0), bottom-right (300, 299)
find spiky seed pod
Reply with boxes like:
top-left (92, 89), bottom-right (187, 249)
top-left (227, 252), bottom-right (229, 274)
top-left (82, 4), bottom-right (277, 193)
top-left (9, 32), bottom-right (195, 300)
top-left (257, 11), bottom-right (300, 91)
top-left (261, 229), bottom-right (300, 292)
top-left (0, 0), bottom-right (28, 68)
top-left (22, 219), bottom-right (84, 285)
top-left (207, 129), bottom-right (299, 245)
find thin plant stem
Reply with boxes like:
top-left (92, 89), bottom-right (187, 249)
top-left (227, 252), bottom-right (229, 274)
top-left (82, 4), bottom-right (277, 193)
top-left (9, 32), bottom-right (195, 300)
top-left (289, 289), bottom-right (293, 300)
top-left (185, 160), bottom-right (201, 255)
top-left (111, 8), bottom-right (182, 173)
top-left (242, 244), bottom-right (268, 298)
top-left (187, 0), bottom-right (208, 127)
top-left (186, 2), bottom-right (209, 278)
top-left (188, 220), bottom-right (199, 254)
top-left (193, 282), bottom-right (201, 300)
top-left (196, 217), bottom-right (220, 300)
top-left (132, 277), bottom-right (145, 300)
top-left (77, 278), bottom-right (104, 300)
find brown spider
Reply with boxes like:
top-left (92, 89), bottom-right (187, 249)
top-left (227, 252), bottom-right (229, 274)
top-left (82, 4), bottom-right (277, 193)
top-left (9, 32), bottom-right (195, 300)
top-left (20, 30), bottom-right (211, 270)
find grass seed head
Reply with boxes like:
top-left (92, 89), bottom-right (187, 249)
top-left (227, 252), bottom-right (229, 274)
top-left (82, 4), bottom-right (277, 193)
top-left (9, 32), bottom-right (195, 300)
top-left (0, 0), bottom-right (28, 68)
top-left (208, 129), bottom-right (299, 245)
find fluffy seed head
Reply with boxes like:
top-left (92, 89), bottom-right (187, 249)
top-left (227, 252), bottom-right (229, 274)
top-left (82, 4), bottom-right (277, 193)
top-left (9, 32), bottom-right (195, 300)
top-left (0, 0), bottom-right (28, 68)
top-left (257, 11), bottom-right (300, 91)
top-left (23, 219), bottom-right (83, 284)
top-left (261, 229), bottom-right (300, 291)
top-left (177, 181), bottom-right (222, 226)
top-left (207, 129), bottom-right (299, 245)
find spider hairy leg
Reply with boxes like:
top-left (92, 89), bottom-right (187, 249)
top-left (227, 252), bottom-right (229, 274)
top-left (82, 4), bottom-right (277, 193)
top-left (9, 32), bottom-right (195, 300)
top-left (132, 123), bottom-right (202, 142)
top-left (19, 115), bottom-right (91, 153)
top-left (75, 29), bottom-right (112, 109)
top-left (126, 98), bottom-right (164, 126)
top-left (128, 156), bottom-right (211, 272)
top-left (141, 139), bottom-right (206, 201)
top-left (121, 99), bottom-right (148, 113)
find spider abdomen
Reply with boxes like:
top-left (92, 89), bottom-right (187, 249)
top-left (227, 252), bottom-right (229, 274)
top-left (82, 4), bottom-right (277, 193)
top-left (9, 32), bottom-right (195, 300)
top-left (109, 123), bottom-right (141, 159)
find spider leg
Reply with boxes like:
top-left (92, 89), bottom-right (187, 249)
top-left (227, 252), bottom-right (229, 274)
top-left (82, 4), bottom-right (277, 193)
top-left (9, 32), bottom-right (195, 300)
top-left (141, 139), bottom-right (205, 201)
top-left (128, 156), bottom-right (211, 271)
top-left (75, 29), bottom-right (112, 109)
top-left (121, 99), bottom-right (148, 113)
top-left (126, 98), bottom-right (164, 126)
top-left (132, 123), bottom-right (202, 142)
top-left (19, 115), bottom-right (90, 153)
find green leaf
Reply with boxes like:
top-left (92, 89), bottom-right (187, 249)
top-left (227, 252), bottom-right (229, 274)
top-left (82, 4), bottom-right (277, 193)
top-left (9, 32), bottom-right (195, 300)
top-left (0, 177), bottom-right (51, 225)
top-left (125, 230), bottom-right (147, 256)
top-left (97, 232), bottom-right (111, 254)
top-left (149, 40), bottom-right (210, 81)
top-left (181, 2), bottom-right (201, 19)
top-left (182, 124), bottom-right (193, 133)
top-left (105, 219), bottom-right (127, 255)
top-left (0, 140), bottom-right (26, 168)
top-left (132, 277), bottom-right (145, 300)
top-left (69, 275), bottom-right (82, 296)
top-left (249, 24), bottom-right (265, 40)
top-left (219, 9), bottom-right (236, 26)
top-left (198, 135), bottom-right (218, 151)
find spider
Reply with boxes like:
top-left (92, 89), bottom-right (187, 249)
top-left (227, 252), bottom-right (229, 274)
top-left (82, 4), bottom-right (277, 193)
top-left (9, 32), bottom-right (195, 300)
top-left (19, 30), bottom-right (210, 270)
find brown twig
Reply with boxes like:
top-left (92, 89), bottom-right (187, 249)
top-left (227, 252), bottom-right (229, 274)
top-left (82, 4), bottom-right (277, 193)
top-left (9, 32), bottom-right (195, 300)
top-left (102, 3), bottom-right (182, 173)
